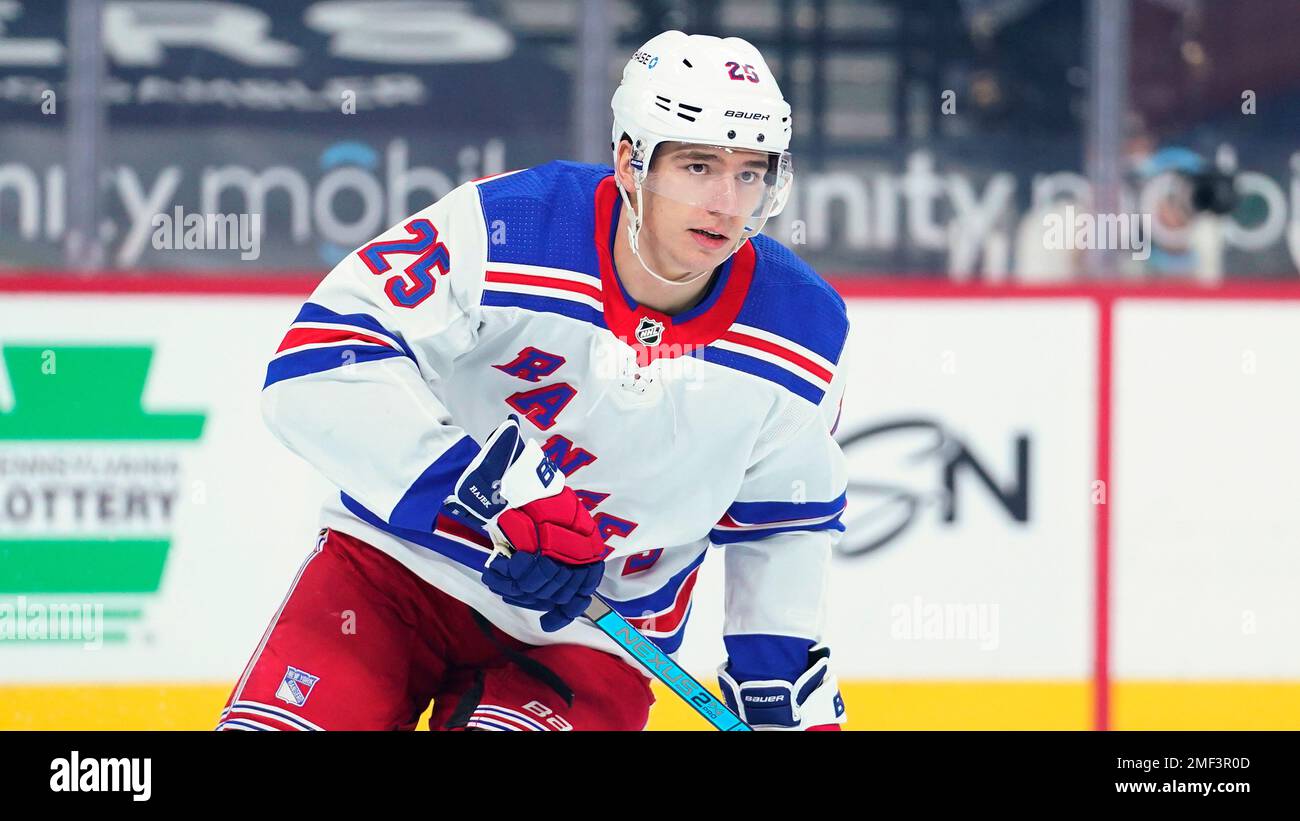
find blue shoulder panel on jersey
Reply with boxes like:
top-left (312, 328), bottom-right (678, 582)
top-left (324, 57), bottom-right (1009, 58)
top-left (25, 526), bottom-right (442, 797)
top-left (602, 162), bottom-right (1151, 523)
top-left (735, 234), bottom-right (849, 367)
top-left (695, 234), bottom-right (849, 405)
top-left (476, 162), bottom-right (611, 275)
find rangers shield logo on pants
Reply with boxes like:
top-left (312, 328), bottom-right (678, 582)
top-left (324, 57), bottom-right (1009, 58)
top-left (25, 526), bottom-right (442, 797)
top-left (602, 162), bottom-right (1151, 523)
top-left (275, 666), bottom-right (320, 707)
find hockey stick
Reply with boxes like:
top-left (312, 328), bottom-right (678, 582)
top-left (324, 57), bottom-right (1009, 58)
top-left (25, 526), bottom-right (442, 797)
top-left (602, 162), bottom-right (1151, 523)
top-left (446, 416), bottom-right (749, 730)
top-left (488, 537), bottom-right (750, 732)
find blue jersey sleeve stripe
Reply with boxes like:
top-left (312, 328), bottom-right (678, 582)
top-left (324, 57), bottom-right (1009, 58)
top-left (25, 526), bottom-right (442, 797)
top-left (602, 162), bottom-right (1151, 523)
top-left (742, 235), bottom-right (850, 364)
top-left (340, 493), bottom-right (492, 571)
top-left (263, 346), bottom-right (407, 389)
top-left (292, 302), bottom-right (416, 360)
top-left (387, 435), bottom-right (481, 534)
top-left (726, 493), bottom-right (847, 526)
top-left (709, 517), bottom-right (845, 545)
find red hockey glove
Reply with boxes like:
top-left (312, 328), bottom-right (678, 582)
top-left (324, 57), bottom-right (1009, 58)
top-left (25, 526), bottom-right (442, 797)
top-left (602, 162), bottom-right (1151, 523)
top-left (445, 415), bottom-right (611, 631)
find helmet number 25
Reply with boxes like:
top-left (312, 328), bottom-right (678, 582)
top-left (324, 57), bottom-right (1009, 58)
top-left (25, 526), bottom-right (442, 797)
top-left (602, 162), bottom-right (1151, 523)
top-left (724, 62), bottom-right (760, 83)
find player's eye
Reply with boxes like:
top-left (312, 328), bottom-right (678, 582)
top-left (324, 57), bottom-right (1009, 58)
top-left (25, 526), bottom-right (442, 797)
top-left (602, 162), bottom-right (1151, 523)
top-left (738, 170), bottom-right (760, 184)
top-left (685, 162), bottom-right (710, 174)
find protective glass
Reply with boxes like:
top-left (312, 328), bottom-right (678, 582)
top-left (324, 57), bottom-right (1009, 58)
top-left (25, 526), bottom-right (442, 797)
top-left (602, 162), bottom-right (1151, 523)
top-left (639, 143), bottom-right (793, 234)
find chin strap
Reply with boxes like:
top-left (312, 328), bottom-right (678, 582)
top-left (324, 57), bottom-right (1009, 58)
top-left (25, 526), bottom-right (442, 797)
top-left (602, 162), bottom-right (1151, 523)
top-left (617, 178), bottom-right (741, 287)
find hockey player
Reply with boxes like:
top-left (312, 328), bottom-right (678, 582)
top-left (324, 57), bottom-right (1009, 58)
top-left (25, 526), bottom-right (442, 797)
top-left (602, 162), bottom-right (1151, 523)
top-left (218, 30), bottom-right (849, 732)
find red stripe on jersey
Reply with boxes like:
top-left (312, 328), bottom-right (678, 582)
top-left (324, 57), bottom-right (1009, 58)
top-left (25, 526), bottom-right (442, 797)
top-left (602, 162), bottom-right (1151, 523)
top-left (716, 513), bottom-right (741, 528)
top-left (626, 567), bottom-right (700, 634)
top-left (435, 514), bottom-right (494, 549)
top-left (485, 270), bottom-right (603, 303)
top-left (718, 330), bottom-right (834, 384)
top-left (471, 169), bottom-right (521, 184)
top-left (277, 327), bottom-right (396, 354)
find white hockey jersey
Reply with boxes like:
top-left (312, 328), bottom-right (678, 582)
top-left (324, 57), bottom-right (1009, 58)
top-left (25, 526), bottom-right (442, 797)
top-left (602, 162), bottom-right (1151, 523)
top-left (261, 161), bottom-right (849, 684)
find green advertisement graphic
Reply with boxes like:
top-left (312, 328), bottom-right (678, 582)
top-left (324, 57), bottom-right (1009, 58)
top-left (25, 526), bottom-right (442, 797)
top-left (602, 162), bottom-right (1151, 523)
top-left (0, 346), bottom-right (206, 606)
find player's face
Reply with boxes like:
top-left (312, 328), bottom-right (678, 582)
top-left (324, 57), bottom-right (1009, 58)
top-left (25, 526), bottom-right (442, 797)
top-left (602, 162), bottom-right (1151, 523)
top-left (619, 142), bottom-right (772, 280)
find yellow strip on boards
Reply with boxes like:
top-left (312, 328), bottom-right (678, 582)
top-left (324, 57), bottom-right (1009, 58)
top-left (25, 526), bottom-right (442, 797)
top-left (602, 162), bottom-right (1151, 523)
top-left (0, 684), bottom-right (231, 730)
top-left (1112, 681), bottom-right (1300, 730)
top-left (648, 680), bottom-right (1092, 730)
top-left (1, 681), bottom-right (1297, 730)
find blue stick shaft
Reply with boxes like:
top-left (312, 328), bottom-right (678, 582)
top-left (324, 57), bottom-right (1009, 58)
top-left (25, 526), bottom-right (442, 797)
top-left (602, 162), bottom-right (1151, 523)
top-left (584, 596), bottom-right (750, 731)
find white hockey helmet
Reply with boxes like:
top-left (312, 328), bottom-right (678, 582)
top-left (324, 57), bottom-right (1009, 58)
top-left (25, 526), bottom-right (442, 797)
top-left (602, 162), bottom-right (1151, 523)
top-left (610, 31), bottom-right (794, 284)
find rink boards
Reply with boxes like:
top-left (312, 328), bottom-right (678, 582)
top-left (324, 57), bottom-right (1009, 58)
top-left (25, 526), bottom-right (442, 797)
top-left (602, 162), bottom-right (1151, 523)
top-left (1, 279), bottom-right (1297, 729)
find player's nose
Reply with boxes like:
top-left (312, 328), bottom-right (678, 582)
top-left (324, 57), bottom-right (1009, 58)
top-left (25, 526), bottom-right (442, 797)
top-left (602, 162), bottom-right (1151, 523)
top-left (704, 178), bottom-right (741, 215)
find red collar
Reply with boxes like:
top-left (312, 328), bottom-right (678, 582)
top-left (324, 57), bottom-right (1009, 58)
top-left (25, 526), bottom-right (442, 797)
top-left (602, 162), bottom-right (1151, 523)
top-left (593, 175), bottom-right (755, 364)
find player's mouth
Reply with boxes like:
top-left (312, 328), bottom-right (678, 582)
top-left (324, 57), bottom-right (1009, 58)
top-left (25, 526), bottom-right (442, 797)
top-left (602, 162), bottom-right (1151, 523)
top-left (689, 227), bottom-right (730, 250)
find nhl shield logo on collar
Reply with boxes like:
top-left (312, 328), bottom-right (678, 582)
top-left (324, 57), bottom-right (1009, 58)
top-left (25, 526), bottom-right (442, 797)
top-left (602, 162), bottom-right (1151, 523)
top-left (275, 665), bottom-right (320, 707)
top-left (635, 316), bottom-right (666, 346)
